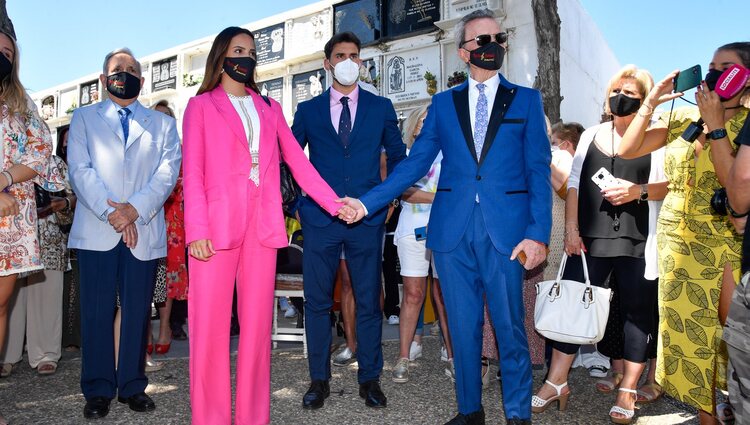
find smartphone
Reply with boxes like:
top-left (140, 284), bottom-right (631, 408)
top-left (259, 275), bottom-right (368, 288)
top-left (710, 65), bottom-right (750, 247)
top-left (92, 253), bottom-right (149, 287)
top-left (591, 167), bottom-right (619, 191)
top-left (673, 64), bottom-right (702, 93)
top-left (414, 226), bottom-right (427, 241)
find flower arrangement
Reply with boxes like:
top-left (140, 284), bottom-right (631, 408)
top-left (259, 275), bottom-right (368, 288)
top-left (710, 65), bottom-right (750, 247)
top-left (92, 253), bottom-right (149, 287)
top-left (447, 71), bottom-right (468, 88)
top-left (424, 71), bottom-right (437, 96)
top-left (65, 102), bottom-right (77, 114)
top-left (183, 73), bottom-right (204, 87)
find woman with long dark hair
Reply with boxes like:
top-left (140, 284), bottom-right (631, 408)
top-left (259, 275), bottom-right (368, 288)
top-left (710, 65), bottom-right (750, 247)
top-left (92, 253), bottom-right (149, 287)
top-left (182, 26), bottom-right (350, 424)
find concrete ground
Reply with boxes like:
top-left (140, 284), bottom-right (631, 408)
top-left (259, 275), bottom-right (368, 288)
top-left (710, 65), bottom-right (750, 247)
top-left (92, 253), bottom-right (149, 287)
top-left (0, 319), bottom-right (699, 425)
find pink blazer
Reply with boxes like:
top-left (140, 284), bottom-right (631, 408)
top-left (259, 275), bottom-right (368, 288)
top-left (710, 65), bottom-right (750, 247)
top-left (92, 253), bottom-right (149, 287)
top-left (182, 86), bottom-right (341, 249)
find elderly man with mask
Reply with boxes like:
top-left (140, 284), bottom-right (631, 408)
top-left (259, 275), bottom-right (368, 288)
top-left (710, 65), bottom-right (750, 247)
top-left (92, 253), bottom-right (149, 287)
top-left (67, 48), bottom-right (181, 419)
top-left (340, 9), bottom-right (551, 425)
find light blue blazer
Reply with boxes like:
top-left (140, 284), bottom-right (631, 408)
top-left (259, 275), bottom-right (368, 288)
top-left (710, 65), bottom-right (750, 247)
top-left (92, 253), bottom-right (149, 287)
top-left (67, 99), bottom-right (182, 261)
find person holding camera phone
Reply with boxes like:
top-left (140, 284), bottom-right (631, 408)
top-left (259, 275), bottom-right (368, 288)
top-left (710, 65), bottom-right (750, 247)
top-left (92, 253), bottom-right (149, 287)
top-left (537, 65), bottom-right (667, 424)
top-left (618, 42), bottom-right (750, 425)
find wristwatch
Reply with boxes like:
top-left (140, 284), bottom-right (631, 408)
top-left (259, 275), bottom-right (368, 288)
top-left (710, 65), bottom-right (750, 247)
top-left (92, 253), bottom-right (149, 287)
top-left (639, 184), bottom-right (648, 202)
top-left (706, 128), bottom-right (728, 140)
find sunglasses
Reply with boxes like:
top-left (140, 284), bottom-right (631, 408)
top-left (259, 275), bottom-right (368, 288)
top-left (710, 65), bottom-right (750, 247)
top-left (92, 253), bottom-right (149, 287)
top-left (460, 32), bottom-right (508, 48)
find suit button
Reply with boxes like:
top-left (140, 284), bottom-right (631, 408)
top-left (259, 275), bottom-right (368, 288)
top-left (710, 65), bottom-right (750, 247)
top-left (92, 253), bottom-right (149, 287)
top-left (345, 177), bottom-right (350, 182)
top-left (476, 175), bottom-right (482, 181)
top-left (344, 154), bottom-right (350, 158)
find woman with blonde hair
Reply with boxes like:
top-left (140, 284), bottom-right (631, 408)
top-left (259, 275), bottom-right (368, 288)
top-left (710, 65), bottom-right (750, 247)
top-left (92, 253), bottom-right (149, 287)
top-left (533, 65), bottom-right (667, 424)
top-left (0, 29), bottom-right (62, 424)
top-left (391, 102), bottom-right (455, 383)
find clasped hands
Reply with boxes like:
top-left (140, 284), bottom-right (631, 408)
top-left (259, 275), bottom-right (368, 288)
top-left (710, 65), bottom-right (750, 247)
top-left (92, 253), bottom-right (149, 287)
top-left (107, 199), bottom-right (139, 249)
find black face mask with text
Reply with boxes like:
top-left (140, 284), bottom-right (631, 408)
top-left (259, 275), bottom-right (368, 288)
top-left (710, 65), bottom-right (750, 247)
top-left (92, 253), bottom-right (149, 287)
top-left (608, 93), bottom-right (641, 117)
top-left (106, 71), bottom-right (142, 99)
top-left (468, 43), bottom-right (505, 71)
top-left (0, 54), bottom-right (11, 82)
top-left (223, 56), bottom-right (256, 84)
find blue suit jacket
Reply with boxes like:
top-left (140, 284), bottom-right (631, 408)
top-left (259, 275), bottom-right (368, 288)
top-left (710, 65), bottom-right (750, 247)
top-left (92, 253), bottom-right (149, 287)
top-left (292, 88), bottom-right (406, 227)
top-left (360, 75), bottom-right (552, 254)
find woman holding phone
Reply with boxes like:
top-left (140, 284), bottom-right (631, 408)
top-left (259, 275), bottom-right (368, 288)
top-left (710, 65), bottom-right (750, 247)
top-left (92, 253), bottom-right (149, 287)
top-left (182, 26), bottom-right (350, 424)
top-left (618, 42), bottom-right (750, 425)
top-left (533, 65), bottom-right (667, 424)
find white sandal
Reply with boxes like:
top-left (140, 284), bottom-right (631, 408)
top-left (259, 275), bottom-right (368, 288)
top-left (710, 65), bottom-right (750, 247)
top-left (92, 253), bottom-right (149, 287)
top-left (609, 387), bottom-right (637, 424)
top-left (531, 380), bottom-right (569, 413)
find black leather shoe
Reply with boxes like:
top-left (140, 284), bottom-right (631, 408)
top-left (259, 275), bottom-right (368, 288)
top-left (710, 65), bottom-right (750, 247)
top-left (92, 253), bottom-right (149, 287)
top-left (445, 406), bottom-right (485, 425)
top-left (171, 325), bottom-right (187, 340)
top-left (117, 392), bottom-right (155, 412)
top-left (83, 396), bottom-right (111, 419)
top-left (506, 419), bottom-right (531, 425)
top-left (359, 380), bottom-right (387, 408)
top-left (302, 380), bottom-right (330, 410)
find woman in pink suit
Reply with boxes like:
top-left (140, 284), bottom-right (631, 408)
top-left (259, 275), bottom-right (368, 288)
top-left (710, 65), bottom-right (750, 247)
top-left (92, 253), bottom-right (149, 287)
top-left (182, 27), bottom-right (349, 425)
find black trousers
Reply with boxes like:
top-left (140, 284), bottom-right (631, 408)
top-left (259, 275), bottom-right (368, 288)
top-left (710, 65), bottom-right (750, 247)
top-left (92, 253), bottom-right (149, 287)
top-left (552, 254), bottom-right (657, 363)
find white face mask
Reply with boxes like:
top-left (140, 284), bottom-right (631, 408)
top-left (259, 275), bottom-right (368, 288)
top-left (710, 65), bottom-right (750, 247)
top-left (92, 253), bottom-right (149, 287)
top-left (333, 58), bottom-right (360, 86)
top-left (550, 144), bottom-right (560, 153)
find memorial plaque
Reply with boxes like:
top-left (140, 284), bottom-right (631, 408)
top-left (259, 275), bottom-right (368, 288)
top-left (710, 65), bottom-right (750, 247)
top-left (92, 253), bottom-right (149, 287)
top-left (288, 10), bottom-right (332, 59)
top-left (259, 78), bottom-right (284, 106)
top-left (385, 0), bottom-right (439, 37)
top-left (79, 80), bottom-right (99, 107)
top-left (448, 0), bottom-right (498, 19)
top-left (385, 45), bottom-right (441, 104)
top-left (40, 95), bottom-right (56, 120)
top-left (151, 56), bottom-right (178, 92)
top-left (334, 0), bottom-right (382, 45)
top-left (254, 23), bottom-right (285, 66)
top-left (292, 69), bottom-right (326, 113)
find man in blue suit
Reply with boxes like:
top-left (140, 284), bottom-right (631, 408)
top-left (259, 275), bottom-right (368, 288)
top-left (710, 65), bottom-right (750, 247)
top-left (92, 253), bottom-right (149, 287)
top-left (292, 32), bottom-right (406, 410)
top-left (68, 48), bottom-right (181, 419)
top-left (342, 10), bottom-right (551, 425)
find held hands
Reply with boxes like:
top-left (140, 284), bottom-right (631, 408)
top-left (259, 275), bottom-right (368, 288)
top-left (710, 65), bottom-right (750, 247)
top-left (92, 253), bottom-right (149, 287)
top-left (107, 199), bottom-right (139, 232)
top-left (336, 197), bottom-right (366, 224)
top-left (510, 239), bottom-right (548, 270)
top-left (601, 179), bottom-right (638, 206)
top-left (729, 215), bottom-right (747, 234)
top-left (189, 239), bottom-right (216, 262)
top-left (695, 81), bottom-right (725, 131)
top-left (0, 192), bottom-right (19, 217)
top-left (121, 223), bottom-right (138, 249)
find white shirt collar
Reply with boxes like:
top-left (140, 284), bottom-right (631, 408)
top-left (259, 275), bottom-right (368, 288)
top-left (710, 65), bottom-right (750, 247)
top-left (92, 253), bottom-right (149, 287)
top-left (468, 74), bottom-right (500, 93)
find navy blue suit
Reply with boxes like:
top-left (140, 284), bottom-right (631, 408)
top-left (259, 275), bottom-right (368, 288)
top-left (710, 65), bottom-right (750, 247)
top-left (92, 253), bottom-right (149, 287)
top-left (360, 74), bottom-right (552, 419)
top-left (292, 88), bottom-right (405, 384)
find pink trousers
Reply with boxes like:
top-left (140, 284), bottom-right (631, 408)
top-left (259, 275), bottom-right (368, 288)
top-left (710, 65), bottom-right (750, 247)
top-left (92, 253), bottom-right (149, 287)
top-left (188, 194), bottom-right (277, 425)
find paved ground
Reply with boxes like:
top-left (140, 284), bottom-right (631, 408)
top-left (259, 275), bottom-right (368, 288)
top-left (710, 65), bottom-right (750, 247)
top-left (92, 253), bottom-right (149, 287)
top-left (0, 322), bottom-right (698, 425)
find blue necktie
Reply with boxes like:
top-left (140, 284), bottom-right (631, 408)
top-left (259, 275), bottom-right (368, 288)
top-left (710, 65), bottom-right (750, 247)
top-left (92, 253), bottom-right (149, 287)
top-left (474, 83), bottom-right (488, 160)
top-left (118, 107), bottom-right (131, 143)
top-left (338, 96), bottom-right (351, 147)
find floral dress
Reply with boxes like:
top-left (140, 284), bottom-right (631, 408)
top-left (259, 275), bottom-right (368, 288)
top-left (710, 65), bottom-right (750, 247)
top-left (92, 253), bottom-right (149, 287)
top-left (0, 100), bottom-right (63, 276)
top-left (655, 106), bottom-right (746, 413)
top-left (165, 173), bottom-right (188, 300)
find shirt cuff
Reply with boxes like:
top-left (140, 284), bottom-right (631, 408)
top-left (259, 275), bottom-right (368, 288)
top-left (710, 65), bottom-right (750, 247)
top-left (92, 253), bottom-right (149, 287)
top-left (100, 207), bottom-right (115, 221)
top-left (358, 199), bottom-right (369, 216)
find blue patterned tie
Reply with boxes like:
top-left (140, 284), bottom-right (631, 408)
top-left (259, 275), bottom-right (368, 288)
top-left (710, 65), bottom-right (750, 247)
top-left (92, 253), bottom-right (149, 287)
top-left (118, 108), bottom-right (131, 143)
top-left (474, 83), bottom-right (488, 160)
top-left (338, 96), bottom-right (351, 147)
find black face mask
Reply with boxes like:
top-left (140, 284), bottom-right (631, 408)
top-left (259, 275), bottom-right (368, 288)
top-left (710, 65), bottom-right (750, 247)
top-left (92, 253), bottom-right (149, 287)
top-left (609, 93), bottom-right (641, 117)
top-left (106, 71), bottom-right (142, 100)
top-left (468, 43), bottom-right (505, 71)
top-left (0, 54), bottom-right (12, 82)
top-left (705, 69), bottom-right (723, 92)
top-left (223, 57), bottom-right (256, 84)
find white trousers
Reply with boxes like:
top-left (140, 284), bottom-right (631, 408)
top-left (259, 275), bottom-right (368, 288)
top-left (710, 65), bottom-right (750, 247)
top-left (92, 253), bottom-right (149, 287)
top-left (0, 270), bottom-right (63, 367)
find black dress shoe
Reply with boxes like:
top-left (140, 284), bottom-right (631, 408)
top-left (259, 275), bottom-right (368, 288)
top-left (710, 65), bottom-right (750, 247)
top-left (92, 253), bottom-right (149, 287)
top-left (83, 396), bottom-right (111, 419)
top-left (359, 380), bottom-right (387, 408)
top-left (506, 419), bottom-right (531, 425)
top-left (445, 406), bottom-right (485, 425)
top-left (117, 392), bottom-right (155, 412)
top-left (302, 380), bottom-right (329, 410)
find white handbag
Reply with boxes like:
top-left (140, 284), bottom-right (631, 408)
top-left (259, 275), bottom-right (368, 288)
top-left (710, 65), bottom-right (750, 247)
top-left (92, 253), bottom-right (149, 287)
top-left (534, 251), bottom-right (613, 345)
